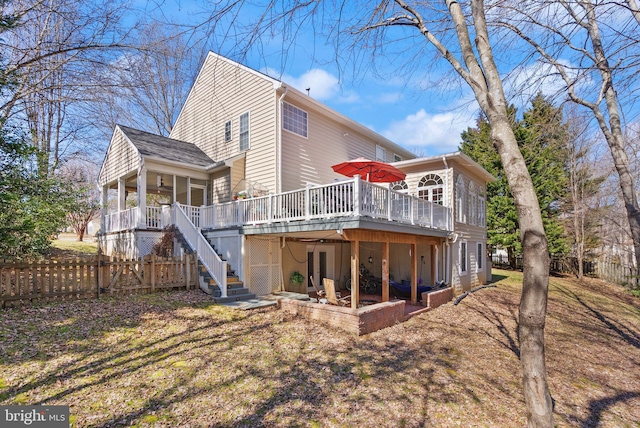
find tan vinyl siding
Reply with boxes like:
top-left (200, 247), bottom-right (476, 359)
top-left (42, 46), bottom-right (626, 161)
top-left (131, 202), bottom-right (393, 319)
top-left (99, 127), bottom-right (139, 187)
top-left (280, 99), bottom-right (407, 191)
top-left (211, 169), bottom-right (231, 203)
top-left (230, 156), bottom-right (245, 196)
top-left (170, 53), bottom-right (278, 193)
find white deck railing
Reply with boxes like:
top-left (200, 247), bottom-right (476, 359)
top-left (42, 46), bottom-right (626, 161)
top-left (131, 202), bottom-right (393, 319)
top-left (102, 176), bottom-right (452, 234)
top-left (174, 203), bottom-right (227, 297)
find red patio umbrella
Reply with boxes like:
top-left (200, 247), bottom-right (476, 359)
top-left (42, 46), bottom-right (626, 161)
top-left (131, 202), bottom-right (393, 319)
top-left (331, 157), bottom-right (406, 183)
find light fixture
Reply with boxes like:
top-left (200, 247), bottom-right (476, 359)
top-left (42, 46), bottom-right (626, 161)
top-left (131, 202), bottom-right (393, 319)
top-left (368, 255), bottom-right (373, 264)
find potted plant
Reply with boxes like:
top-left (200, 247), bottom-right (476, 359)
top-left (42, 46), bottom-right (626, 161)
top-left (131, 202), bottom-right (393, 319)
top-left (290, 271), bottom-right (305, 287)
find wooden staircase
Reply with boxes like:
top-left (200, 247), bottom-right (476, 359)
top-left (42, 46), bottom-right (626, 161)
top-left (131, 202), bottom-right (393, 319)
top-left (174, 228), bottom-right (255, 303)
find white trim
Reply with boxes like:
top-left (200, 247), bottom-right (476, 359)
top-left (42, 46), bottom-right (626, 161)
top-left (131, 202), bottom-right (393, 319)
top-left (282, 101), bottom-right (308, 138)
top-left (239, 111), bottom-right (250, 151)
top-left (224, 119), bottom-right (232, 142)
top-left (459, 240), bottom-right (468, 276)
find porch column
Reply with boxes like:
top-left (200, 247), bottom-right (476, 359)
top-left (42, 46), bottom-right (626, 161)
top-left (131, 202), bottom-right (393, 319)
top-left (101, 185), bottom-right (108, 233)
top-left (117, 177), bottom-right (126, 211)
top-left (137, 167), bottom-right (147, 228)
top-left (351, 240), bottom-right (360, 309)
top-left (411, 242), bottom-right (418, 304)
top-left (431, 244), bottom-right (437, 285)
top-left (382, 241), bottom-right (390, 302)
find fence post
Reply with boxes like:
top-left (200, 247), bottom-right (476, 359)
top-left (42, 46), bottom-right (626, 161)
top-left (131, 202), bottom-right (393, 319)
top-left (150, 254), bottom-right (156, 292)
top-left (96, 252), bottom-right (102, 298)
top-left (184, 254), bottom-right (190, 289)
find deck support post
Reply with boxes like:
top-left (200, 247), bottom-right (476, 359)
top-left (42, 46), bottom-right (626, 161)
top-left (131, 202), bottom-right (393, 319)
top-left (411, 242), bottom-right (418, 304)
top-left (351, 240), bottom-right (359, 309)
top-left (382, 241), bottom-right (390, 302)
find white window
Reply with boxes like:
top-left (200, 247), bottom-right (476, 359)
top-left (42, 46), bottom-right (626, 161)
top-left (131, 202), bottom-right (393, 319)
top-left (376, 145), bottom-right (386, 162)
top-left (283, 102), bottom-right (308, 137)
top-left (239, 112), bottom-right (250, 151)
top-left (478, 187), bottom-right (486, 227)
top-left (224, 120), bottom-right (232, 142)
top-left (460, 241), bottom-right (468, 275)
top-left (469, 182), bottom-right (477, 226)
top-left (477, 242), bottom-right (484, 271)
top-left (391, 180), bottom-right (408, 192)
top-left (417, 174), bottom-right (444, 205)
top-left (456, 174), bottom-right (467, 223)
top-left (394, 153), bottom-right (402, 162)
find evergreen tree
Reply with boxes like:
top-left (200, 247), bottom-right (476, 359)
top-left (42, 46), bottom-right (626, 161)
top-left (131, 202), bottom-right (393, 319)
top-left (461, 95), bottom-right (570, 265)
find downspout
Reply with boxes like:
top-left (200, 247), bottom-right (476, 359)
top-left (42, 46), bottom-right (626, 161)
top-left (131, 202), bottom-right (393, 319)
top-left (443, 155), bottom-right (451, 284)
top-left (277, 86), bottom-right (288, 194)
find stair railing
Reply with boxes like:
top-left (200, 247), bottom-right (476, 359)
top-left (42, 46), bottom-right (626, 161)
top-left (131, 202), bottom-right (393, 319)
top-left (173, 203), bottom-right (227, 297)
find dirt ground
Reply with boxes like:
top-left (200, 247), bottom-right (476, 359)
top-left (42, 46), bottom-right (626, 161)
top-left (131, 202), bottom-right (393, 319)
top-left (0, 269), bottom-right (638, 427)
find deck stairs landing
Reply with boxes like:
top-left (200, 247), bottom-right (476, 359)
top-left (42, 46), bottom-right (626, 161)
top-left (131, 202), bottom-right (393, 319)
top-left (174, 229), bottom-right (256, 304)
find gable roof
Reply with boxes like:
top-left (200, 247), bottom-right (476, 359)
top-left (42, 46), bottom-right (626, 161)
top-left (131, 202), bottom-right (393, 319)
top-left (118, 125), bottom-right (215, 168)
top-left (393, 151), bottom-right (495, 183)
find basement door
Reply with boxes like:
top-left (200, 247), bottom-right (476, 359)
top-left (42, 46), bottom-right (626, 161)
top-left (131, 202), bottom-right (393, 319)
top-left (247, 237), bottom-right (281, 296)
top-left (306, 245), bottom-right (335, 292)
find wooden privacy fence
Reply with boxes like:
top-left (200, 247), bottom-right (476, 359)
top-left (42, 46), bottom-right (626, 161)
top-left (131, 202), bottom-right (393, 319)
top-left (595, 260), bottom-right (639, 288)
top-left (0, 253), bottom-right (199, 308)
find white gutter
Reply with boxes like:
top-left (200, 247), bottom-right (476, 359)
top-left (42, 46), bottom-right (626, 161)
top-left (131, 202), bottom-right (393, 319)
top-left (277, 86), bottom-right (288, 193)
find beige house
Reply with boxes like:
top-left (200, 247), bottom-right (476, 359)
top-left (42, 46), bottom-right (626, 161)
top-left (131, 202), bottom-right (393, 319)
top-left (98, 51), bottom-right (494, 305)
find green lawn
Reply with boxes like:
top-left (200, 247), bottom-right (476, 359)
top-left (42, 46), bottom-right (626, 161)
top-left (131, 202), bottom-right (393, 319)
top-left (50, 237), bottom-right (98, 257)
top-left (0, 269), bottom-right (638, 427)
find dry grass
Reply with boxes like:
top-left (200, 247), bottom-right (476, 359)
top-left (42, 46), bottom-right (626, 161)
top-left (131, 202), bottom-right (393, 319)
top-left (0, 269), bottom-right (638, 427)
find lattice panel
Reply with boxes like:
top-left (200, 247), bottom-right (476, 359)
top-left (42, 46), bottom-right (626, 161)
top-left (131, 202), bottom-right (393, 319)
top-left (250, 238), bottom-right (270, 265)
top-left (138, 236), bottom-right (160, 257)
top-left (247, 237), bottom-right (282, 296)
top-left (250, 265), bottom-right (271, 296)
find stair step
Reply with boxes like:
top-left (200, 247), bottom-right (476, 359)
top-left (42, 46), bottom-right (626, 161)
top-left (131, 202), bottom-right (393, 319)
top-left (213, 294), bottom-right (257, 304)
top-left (208, 279), bottom-right (244, 289)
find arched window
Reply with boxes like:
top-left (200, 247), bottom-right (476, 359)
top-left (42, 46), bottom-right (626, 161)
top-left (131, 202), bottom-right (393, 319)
top-left (469, 182), bottom-right (477, 226)
top-left (391, 180), bottom-right (408, 193)
top-left (417, 174), bottom-right (444, 205)
top-left (456, 174), bottom-right (467, 223)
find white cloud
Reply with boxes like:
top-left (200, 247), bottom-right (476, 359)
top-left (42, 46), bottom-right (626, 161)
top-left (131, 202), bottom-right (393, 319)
top-left (378, 92), bottom-right (403, 104)
top-left (283, 69), bottom-right (339, 100)
top-left (381, 109), bottom-right (476, 154)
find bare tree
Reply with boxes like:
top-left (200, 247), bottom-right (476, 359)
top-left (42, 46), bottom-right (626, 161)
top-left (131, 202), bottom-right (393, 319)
top-left (562, 108), bottom-right (605, 279)
top-left (0, 0), bottom-right (135, 173)
top-left (85, 23), bottom-right (207, 137)
top-left (496, 0), bottom-right (640, 274)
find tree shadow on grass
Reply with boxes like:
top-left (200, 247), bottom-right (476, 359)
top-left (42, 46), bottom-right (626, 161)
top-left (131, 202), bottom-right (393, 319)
top-left (0, 294), bottom-right (271, 405)
top-left (581, 390), bottom-right (640, 428)
top-left (554, 285), bottom-right (640, 350)
top-left (489, 274), bottom-right (508, 283)
top-left (459, 294), bottom-right (521, 358)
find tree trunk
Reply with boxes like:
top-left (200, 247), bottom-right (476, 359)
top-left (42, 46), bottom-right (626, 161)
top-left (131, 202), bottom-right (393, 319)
top-left (77, 227), bottom-right (85, 242)
top-left (490, 117), bottom-right (553, 427)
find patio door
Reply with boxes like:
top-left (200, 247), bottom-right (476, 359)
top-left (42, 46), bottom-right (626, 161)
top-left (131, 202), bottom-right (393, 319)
top-left (190, 185), bottom-right (206, 206)
top-left (306, 245), bottom-right (335, 292)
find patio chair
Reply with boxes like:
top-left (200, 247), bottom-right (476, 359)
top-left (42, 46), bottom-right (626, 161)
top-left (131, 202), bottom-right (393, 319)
top-left (309, 276), bottom-right (327, 303)
top-left (323, 278), bottom-right (351, 306)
